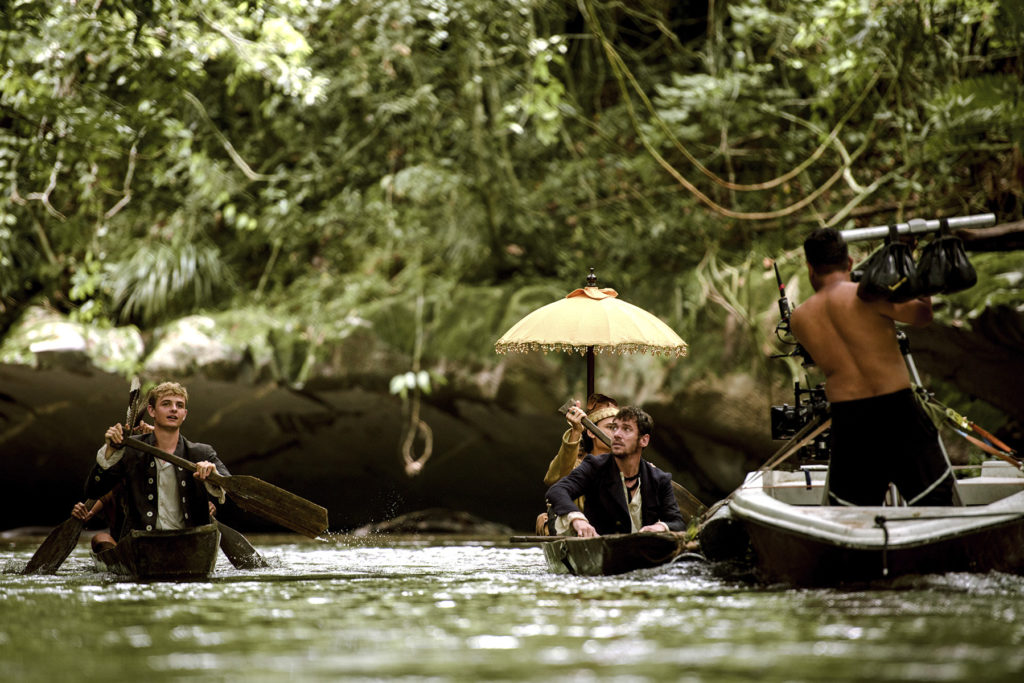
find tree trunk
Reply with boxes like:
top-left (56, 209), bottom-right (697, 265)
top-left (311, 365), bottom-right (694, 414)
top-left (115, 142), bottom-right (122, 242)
top-left (957, 221), bottom-right (1024, 252)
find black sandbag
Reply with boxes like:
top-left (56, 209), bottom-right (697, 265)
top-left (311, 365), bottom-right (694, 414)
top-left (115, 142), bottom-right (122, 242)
top-left (915, 218), bottom-right (977, 295)
top-left (856, 224), bottom-right (920, 302)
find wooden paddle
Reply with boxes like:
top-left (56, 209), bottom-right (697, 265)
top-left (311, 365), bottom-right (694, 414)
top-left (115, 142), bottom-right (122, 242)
top-left (20, 497), bottom-right (97, 574)
top-left (123, 436), bottom-right (329, 539)
top-left (557, 400), bottom-right (708, 522)
top-left (21, 378), bottom-right (144, 574)
top-left (215, 521), bottom-right (270, 569)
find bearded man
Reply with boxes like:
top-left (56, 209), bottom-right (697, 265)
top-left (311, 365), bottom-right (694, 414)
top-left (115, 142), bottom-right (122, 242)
top-left (545, 406), bottom-right (685, 537)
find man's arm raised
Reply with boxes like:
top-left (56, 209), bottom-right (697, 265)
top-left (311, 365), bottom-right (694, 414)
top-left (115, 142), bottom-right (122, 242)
top-left (877, 296), bottom-right (933, 327)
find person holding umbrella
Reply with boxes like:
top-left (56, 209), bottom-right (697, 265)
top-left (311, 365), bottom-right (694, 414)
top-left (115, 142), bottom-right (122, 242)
top-left (545, 406), bottom-right (686, 537)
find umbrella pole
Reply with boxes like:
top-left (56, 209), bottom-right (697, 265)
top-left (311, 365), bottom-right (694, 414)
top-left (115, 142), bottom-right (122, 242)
top-left (586, 346), bottom-right (595, 399)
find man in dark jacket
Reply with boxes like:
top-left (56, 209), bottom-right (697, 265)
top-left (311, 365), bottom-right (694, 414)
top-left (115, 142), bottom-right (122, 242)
top-left (545, 406), bottom-right (685, 537)
top-left (85, 381), bottom-right (228, 536)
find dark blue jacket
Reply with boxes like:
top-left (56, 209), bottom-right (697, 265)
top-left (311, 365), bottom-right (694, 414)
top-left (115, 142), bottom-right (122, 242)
top-left (546, 452), bottom-right (685, 535)
top-left (84, 433), bottom-right (228, 536)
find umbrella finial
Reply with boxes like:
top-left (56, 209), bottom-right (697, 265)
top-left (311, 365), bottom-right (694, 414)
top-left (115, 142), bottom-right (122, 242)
top-left (586, 268), bottom-right (597, 288)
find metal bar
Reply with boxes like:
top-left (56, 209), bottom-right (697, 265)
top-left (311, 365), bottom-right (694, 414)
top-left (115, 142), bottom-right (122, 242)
top-left (840, 213), bottom-right (996, 243)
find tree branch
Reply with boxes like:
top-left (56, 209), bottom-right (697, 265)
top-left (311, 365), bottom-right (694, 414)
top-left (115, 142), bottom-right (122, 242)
top-left (957, 221), bottom-right (1024, 252)
top-left (183, 91), bottom-right (274, 182)
top-left (104, 139), bottom-right (139, 219)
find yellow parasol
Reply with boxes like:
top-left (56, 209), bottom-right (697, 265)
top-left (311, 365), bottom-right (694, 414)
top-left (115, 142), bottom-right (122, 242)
top-left (495, 270), bottom-right (688, 397)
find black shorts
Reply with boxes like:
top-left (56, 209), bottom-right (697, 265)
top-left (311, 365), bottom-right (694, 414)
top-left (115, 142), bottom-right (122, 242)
top-left (827, 388), bottom-right (957, 506)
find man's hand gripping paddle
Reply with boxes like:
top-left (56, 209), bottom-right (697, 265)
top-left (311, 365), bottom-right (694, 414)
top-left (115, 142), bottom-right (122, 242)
top-left (118, 440), bottom-right (329, 539)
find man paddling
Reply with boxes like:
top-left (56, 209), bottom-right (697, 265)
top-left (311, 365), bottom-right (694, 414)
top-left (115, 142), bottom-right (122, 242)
top-left (545, 406), bottom-right (685, 537)
top-left (85, 381), bottom-right (228, 537)
top-left (789, 227), bottom-right (958, 506)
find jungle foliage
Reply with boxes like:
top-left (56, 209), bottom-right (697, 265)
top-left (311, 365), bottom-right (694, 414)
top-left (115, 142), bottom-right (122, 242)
top-left (2, 0), bottom-right (1022, 396)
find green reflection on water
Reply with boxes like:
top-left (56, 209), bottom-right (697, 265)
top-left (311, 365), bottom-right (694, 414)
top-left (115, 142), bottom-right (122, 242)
top-left (2, 536), bottom-right (1023, 682)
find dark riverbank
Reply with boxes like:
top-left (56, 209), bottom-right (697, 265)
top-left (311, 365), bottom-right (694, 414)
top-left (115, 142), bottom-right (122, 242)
top-left (1, 359), bottom-right (756, 534)
top-left (3, 301), bottom-right (1022, 534)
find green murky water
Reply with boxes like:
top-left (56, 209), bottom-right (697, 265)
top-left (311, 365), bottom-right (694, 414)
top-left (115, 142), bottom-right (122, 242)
top-left (2, 536), bottom-right (1023, 682)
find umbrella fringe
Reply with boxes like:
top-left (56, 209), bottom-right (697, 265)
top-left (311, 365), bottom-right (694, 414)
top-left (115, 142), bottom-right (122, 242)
top-left (495, 341), bottom-right (688, 357)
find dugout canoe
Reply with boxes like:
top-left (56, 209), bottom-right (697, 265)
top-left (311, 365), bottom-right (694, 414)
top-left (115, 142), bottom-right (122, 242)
top-left (92, 523), bottom-right (221, 581)
top-left (699, 460), bottom-right (1024, 586)
top-left (542, 531), bottom-right (690, 576)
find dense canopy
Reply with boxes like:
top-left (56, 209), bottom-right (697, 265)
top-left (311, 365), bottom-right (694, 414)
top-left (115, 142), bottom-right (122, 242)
top-left (3, 0), bottom-right (1022, 405)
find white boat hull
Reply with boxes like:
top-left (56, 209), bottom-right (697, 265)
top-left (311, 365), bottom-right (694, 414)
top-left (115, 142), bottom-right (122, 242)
top-left (702, 461), bottom-right (1024, 585)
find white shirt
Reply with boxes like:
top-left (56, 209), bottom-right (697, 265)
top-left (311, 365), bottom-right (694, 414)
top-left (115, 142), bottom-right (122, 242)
top-left (96, 445), bottom-right (223, 529)
top-left (155, 457), bottom-right (186, 530)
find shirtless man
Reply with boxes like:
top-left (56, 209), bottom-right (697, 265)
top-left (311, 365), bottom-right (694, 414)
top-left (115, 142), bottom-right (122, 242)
top-left (789, 227), bottom-right (958, 506)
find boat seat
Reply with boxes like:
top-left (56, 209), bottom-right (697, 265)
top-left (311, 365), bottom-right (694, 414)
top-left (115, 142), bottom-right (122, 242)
top-left (956, 461), bottom-right (1024, 505)
top-left (761, 467), bottom-right (828, 505)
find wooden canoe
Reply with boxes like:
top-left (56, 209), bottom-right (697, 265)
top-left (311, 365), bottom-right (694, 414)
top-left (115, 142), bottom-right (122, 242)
top-left (92, 523), bottom-right (221, 581)
top-left (542, 531), bottom-right (689, 576)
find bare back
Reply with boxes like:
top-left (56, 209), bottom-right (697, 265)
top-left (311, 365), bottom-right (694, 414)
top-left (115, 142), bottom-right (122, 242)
top-left (790, 279), bottom-right (932, 403)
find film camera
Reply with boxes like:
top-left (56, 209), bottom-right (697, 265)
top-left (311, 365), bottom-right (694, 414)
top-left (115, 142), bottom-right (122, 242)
top-left (770, 382), bottom-right (830, 460)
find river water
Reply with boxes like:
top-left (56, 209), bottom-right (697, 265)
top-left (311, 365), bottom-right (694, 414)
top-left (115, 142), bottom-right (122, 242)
top-left (2, 534), bottom-right (1023, 682)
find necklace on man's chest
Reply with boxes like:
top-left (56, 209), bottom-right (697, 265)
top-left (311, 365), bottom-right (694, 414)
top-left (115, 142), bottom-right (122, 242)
top-left (623, 473), bottom-right (640, 498)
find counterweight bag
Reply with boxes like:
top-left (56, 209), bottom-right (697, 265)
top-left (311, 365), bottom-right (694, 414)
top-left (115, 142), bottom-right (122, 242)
top-left (856, 224), bottom-right (920, 302)
top-left (915, 218), bottom-right (977, 295)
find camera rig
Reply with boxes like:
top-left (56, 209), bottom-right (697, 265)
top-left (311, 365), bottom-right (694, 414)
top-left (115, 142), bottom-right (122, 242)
top-left (769, 263), bottom-right (831, 461)
top-left (764, 213), bottom-right (996, 465)
top-left (770, 382), bottom-right (830, 460)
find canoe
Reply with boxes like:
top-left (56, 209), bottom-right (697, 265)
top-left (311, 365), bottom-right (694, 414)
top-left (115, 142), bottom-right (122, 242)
top-left (542, 531), bottom-right (689, 576)
top-left (92, 523), bottom-right (221, 581)
top-left (699, 460), bottom-right (1024, 586)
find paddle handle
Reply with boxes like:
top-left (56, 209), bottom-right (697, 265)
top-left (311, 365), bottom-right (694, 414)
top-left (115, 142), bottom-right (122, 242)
top-left (122, 437), bottom-right (228, 485)
top-left (583, 416), bottom-right (612, 447)
top-left (557, 400), bottom-right (612, 447)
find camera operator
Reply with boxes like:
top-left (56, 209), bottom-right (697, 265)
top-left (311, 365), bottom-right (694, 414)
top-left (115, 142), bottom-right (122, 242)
top-left (789, 227), bottom-right (958, 507)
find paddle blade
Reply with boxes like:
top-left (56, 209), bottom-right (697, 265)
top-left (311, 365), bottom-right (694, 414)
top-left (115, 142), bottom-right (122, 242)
top-left (21, 516), bottom-right (87, 574)
top-left (220, 475), bottom-right (329, 539)
top-left (216, 522), bottom-right (270, 569)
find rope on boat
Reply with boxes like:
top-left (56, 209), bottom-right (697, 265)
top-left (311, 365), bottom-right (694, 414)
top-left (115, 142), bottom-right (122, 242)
top-left (874, 509), bottom-right (1024, 579)
top-left (866, 511), bottom-right (1024, 522)
top-left (875, 516), bottom-right (890, 577)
